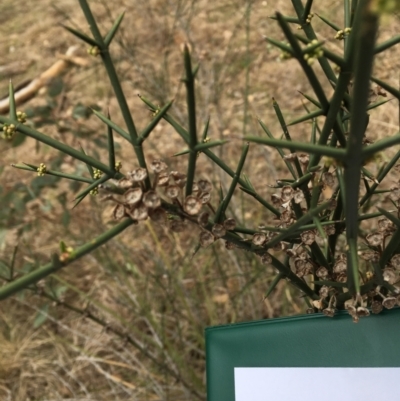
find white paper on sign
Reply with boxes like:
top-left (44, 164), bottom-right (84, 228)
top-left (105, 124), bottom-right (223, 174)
top-left (234, 368), bottom-right (400, 401)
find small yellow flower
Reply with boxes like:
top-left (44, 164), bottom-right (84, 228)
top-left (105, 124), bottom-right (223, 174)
top-left (303, 39), bottom-right (324, 65)
top-left (335, 30), bottom-right (344, 40)
top-left (2, 123), bottom-right (16, 139)
top-left (115, 161), bottom-right (122, 172)
top-left (16, 111), bottom-right (27, 123)
top-left (152, 106), bottom-right (160, 117)
top-left (335, 28), bottom-right (351, 40)
top-left (37, 163), bottom-right (47, 176)
top-left (87, 46), bottom-right (100, 56)
top-left (93, 168), bottom-right (102, 180)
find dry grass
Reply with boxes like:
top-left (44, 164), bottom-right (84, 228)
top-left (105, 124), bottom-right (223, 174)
top-left (1, 0), bottom-right (400, 400)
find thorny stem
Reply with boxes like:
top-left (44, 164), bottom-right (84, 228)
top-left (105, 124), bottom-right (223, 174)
top-left (0, 219), bottom-right (135, 300)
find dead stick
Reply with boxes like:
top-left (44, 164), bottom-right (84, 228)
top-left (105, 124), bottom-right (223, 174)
top-left (0, 46), bottom-right (89, 114)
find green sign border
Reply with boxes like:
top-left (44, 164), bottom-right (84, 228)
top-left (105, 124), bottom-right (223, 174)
top-left (206, 308), bottom-right (400, 401)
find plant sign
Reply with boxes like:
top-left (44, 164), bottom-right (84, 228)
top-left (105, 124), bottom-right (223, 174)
top-left (206, 309), bottom-right (400, 401)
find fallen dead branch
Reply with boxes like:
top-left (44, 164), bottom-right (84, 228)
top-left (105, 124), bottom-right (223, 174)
top-left (0, 46), bottom-right (89, 115)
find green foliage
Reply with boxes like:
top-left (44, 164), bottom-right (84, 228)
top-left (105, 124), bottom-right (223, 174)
top-left (33, 304), bottom-right (49, 328)
top-left (1, 0), bottom-right (400, 346)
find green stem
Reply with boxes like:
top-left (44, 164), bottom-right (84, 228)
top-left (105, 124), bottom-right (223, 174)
top-left (244, 135), bottom-right (346, 159)
top-left (290, 0), bottom-right (337, 83)
top-left (361, 133), bottom-right (400, 159)
top-left (258, 120), bottom-right (297, 179)
top-left (215, 143), bottom-right (249, 223)
top-left (270, 255), bottom-right (318, 300)
top-left (344, 1), bottom-right (378, 295)
top-left (77, 0), bottom-right (150, 187)
top-left (183, 45), bottom-right (198, 197)
top-left (12, 164), bottom-right (93, 184)
top-left (0, 218), bottom-right (135, 300)
top-left (272, 98), bottom-right (304, 178)
top-left (0, 116), bottom-right (115, 176)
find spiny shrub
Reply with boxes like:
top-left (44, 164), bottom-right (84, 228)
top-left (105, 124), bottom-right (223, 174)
top-left (2, 0), bottom-right (400, 326)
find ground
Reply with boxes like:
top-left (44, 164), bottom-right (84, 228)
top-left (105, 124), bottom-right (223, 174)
top-left (0, 1), bottom-right (399, 400)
